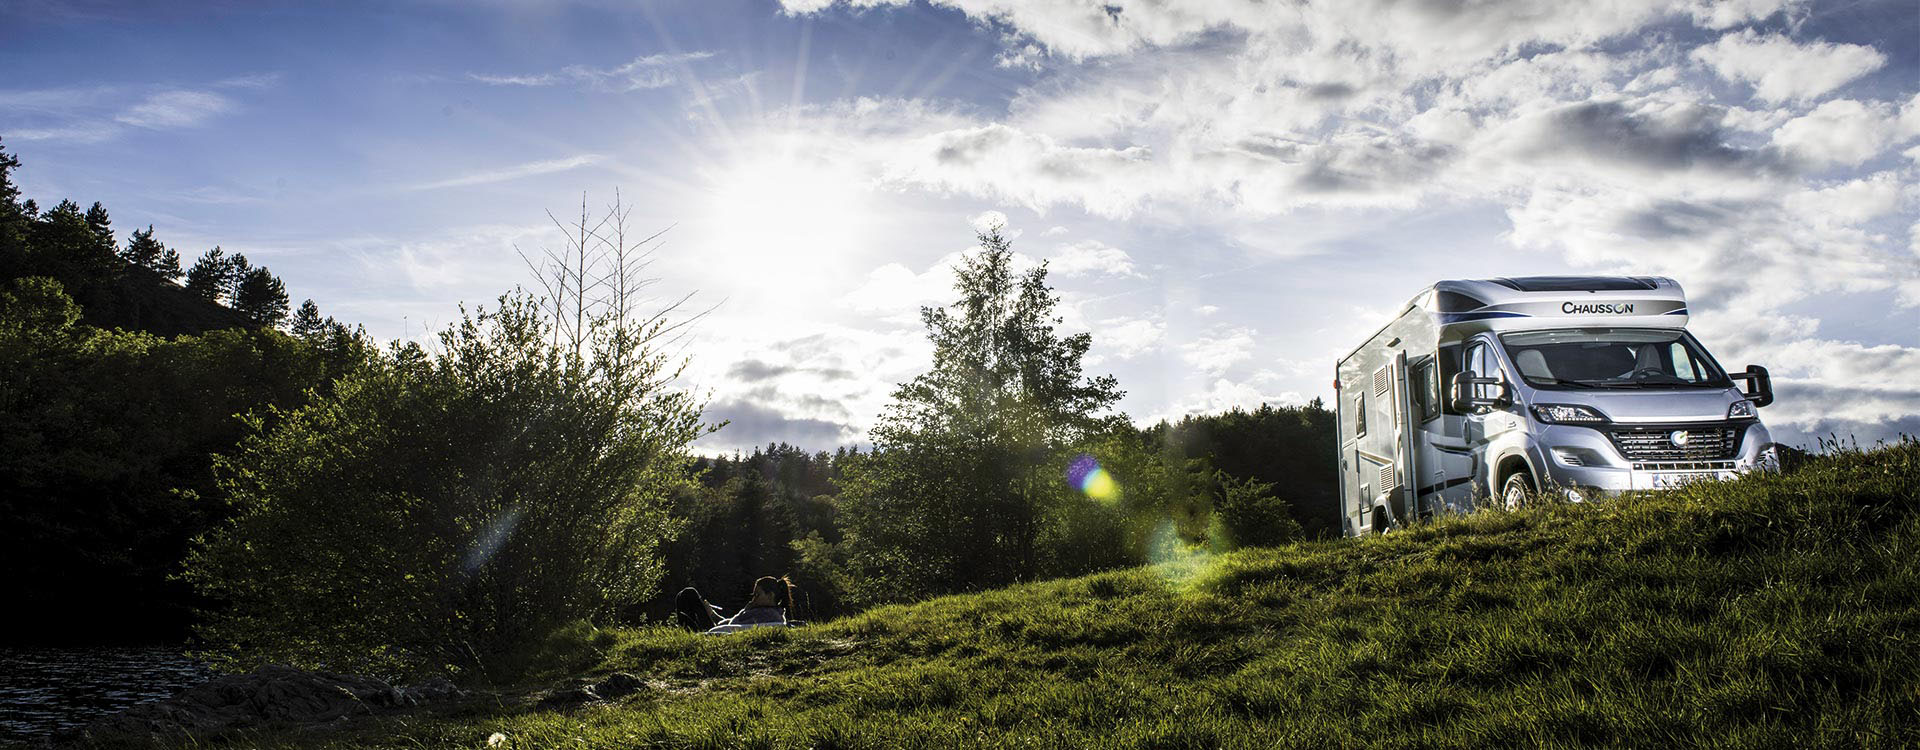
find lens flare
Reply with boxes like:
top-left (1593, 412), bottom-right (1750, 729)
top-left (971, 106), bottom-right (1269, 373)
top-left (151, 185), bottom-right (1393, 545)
top-left (462, 507), bottom-right (525, 573)
top-left (1066, 453), bottom-right (1120, 502)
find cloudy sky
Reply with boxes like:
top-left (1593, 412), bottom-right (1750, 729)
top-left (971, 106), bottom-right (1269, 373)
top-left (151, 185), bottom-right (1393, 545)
top-left (4, 0), bottom-right (1917, 453)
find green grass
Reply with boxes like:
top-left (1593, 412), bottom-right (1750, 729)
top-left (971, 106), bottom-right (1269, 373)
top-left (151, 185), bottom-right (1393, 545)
top-left (184, 441), bottom-right (1920, 748)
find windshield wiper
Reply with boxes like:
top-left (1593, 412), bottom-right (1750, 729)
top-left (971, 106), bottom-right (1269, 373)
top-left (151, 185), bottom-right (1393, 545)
top-left (1529, 377), bottom-right (1598, 389)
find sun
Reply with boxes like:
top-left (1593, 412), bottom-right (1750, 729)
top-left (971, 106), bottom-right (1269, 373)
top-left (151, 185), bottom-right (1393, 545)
top-left (702, 145), bottom-right (870, 304)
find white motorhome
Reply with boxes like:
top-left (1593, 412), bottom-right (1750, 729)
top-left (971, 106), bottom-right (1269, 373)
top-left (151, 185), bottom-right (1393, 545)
top-left (1334, 276), bottom-right (1779, 536)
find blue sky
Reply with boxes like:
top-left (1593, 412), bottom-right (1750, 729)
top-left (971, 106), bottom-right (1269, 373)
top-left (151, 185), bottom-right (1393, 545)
top-left (4, 0), bottom-right (1918, 453)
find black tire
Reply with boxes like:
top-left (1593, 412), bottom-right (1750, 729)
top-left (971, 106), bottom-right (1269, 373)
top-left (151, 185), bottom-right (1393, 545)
top-left (1501, 469), bottom-right (1536, 511)
top-left (1371, 506), bottom-right (1390, 534)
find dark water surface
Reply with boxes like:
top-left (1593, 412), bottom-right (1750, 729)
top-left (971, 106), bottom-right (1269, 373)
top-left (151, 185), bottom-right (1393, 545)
top-left (0, 647), bottom-right (212, 743)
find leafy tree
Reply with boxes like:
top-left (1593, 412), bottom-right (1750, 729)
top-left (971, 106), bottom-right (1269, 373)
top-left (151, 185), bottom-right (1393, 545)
top-left (232, 266), bottom-right (289, 326)
top-left (289, 299), bottom-right (325, 338)
top-left (185, 247), bottom-right (228, 301)
top-left (185, 291), bottom-right (706, 679)
top-left (0, 276), bottom-right (345, 645)
top-left (836, 223), bottom-right (1125, 607)
top-left (1148, 401), bottom-right (1339, 537)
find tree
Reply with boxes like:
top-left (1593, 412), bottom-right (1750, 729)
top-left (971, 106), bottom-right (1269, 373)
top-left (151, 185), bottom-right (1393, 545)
top-left (221, 252), bottom-right (251, 301)
top-left (185, 247), bottom-right (227, 301)
top-left (121, 225), bottom-right (182, 280)
top-left (185, 291), bottom-right (707, 679)
top-left (290, 299), bottom-right (325, 339)
top-left (84, 201), bottom-right (115, 253)
top-left (232, 266), bottom-right (289, 326)
top-left (0, 138), bottom-right (28, 272)
top-left (836, 222), bottom-right (1125, 607)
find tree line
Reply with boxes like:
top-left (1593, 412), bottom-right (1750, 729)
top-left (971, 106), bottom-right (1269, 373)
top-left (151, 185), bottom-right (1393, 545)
top-left (2, 133), bottom-right (1337, 681)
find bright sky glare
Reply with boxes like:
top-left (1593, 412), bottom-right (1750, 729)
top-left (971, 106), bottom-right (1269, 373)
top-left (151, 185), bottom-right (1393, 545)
top-left (3, 0), bottom-right (1917, 453)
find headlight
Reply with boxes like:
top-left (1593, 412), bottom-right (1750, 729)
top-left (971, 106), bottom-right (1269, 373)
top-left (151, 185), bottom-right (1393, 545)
top-left (1728, 400), bottom-right (1756, 420)
top-left (1531, 404), bottom-right (1610, 424)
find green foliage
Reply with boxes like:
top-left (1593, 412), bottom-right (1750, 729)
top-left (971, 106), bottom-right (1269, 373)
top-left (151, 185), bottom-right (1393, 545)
top-left (121, 225), bottom-right (183, 280)
top-left (206, 440), bottom-right (1920, 749)
top-left (289, 299), bottom-right (325, 338)
top-left (836, 224), bottom-right (1127, 608)
top-left (659, 445), bottom-right (851, 620)
top-left (233, 265), bottom-right (290, 326)
top-left (1150, 400), bottom-right (1340, 537)
top-left (184, 292), bottom-right (706, 680)
top-left (184, 247), bottom-right (228, 301)
top-left (1207, 473), bottom-right (1303, 551)
top-left (0, 277), bottom-right (346, 644)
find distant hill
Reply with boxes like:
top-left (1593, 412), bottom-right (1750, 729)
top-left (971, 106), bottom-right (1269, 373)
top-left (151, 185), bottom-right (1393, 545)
top-left (73, 263), bottom-right (255, 338)
top-left (212, 440), bottom-right (1918, 748)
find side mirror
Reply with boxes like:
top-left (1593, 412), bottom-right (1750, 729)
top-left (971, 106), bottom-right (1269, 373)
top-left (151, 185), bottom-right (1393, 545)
top-left (1450, 373), bottom-right (1507, 413)
top-left (1731, 364), bottom-right (1773, 407)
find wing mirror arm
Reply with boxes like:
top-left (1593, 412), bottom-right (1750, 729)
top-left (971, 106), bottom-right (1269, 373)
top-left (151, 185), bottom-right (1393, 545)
top-left (1449, 373), bottom-right (1507, 412)
top-left (1730, 364), bottom-right (1773, 407)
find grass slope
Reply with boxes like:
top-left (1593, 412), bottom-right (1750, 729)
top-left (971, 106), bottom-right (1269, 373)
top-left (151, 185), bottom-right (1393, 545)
top-left (217, 441), bottom-right (1917, 749)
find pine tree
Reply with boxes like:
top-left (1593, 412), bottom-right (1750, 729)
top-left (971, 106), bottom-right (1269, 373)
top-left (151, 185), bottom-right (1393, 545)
top-left (290, 299), bottom-right (324, 339)
top-left (84, 201), bottom-right (115, 254)
top-left (185, 247), bottom-right (227, 301)
top-left (0, 138), bottom-right (27, 273)
top-left (232, 266), bottom-right (289, 326)
top-left (155, 246), bottom-right (183, 282)
top-left (221, 252), bottom-right (251, 302)
top-left (122, 225), bottom-right (164, 270)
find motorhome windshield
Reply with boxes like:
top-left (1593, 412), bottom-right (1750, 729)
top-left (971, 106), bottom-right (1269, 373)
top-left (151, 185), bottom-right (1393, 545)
top-left (1499, 328), bottom-right (1731, 390)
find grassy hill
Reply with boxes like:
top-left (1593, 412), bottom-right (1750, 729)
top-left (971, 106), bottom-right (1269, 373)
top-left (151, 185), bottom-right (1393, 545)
top-left (198, 439), bottom-right (1917, 749)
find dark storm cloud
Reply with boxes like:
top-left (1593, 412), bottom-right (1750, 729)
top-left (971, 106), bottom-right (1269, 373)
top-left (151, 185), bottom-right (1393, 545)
top-left (704, 399), bottom-right (852, 450)
top-left (726, 358), bottom-right (856, 382)
top-left (1513, 100), bottom-right (1786, 175)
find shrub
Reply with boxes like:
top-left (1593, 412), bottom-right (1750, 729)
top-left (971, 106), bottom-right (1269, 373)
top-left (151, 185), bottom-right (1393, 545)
top-left (184, 293), bottom-right (704, 680)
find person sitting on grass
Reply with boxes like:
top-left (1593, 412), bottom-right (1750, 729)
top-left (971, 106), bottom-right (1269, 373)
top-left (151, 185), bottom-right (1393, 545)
top-left (673, 576), bottom-right (794, 633)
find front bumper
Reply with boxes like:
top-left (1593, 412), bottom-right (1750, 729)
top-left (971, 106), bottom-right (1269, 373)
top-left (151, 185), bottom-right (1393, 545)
top-left (1535, 421), bottom-right (1775, 495)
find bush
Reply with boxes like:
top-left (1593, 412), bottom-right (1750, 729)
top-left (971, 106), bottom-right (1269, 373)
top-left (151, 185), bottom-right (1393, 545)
top-left (1209, 474), bottom-right (1303, 551)
top-left (183, 293), bottom-right (704, 681)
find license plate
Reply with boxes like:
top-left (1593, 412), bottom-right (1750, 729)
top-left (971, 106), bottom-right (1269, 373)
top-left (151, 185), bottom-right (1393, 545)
top-left (1650, 472), bottom-right (1719, 489)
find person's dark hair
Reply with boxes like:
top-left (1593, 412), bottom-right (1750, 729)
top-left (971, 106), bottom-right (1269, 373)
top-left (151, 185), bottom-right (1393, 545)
top-left (752, 575), bottom-right (794, 612)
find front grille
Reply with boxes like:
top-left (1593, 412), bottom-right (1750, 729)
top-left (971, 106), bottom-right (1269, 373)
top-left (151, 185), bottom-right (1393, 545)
top-left (1607, 423), bottom-right (1742, 461)
top-left (1634, 459), bottom-right (1738, 472)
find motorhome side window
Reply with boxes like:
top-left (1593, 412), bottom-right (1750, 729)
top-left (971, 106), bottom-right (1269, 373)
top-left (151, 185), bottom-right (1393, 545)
top-left (1354, 393), bottom-right (1366, 436)
top-left (1410, 358), bottom-right (1439, 422)
top-left (1438, 344), bottom-right (1462, 414)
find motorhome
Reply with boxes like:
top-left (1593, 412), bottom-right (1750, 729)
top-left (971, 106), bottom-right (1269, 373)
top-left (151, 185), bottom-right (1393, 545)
top-left (1334, 276), bottom-right (1779, 537)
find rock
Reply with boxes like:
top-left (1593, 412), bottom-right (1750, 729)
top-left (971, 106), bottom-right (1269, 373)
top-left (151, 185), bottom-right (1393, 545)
top-left (536, 685), bottom-right (601, 708)
top-left (590, 672), bottom-right (644, 700)
top-left (78, 664), bottom-right (467, 742)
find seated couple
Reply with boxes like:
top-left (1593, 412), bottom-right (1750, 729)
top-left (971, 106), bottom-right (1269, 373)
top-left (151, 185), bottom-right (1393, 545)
top-left (674, 575), bottom-right (798, 634)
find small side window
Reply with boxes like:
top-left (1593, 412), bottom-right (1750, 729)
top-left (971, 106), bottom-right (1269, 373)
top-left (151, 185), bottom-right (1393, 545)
top-left (1354, 393), bottom-right (1367, 437)
top-left (1410, 358), bottom-right (1440, 422)
top-left (1438, 344), bottom-right (1462, 415)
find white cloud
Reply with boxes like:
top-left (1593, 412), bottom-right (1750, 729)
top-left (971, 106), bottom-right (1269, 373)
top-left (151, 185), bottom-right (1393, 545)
top-left (406, 154), bottom-right (604, 191)
top-left (1772, 99), bottom-right (1903, 169)
top-left (1181, 327), bottom-right (1256, 375)
top-left (469, 51), bottom-right (715, 92)
top-left (1099, 316), bottom-right (1163, 358)
top-left (1049, 239), bottom-right (1141, 278)
top-left (1691, 30), bottom-right (1885, 103)
top-left (115, 90), bottom-right (234, 129)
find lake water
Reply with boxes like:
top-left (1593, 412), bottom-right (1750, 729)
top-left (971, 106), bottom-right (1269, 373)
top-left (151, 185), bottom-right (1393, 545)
top-left (0, 647), bottom-right (212, 744)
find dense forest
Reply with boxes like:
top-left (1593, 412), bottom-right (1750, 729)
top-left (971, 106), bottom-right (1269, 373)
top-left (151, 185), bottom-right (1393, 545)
top-left (0, 135), bottom-right (1336, 678)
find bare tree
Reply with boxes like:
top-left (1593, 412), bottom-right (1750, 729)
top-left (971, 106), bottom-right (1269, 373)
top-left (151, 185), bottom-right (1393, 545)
top-left (516, 190), bottom-right (710, 385)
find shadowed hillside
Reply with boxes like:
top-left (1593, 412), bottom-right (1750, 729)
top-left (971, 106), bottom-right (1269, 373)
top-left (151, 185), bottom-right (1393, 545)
top-left (171, 439), bottom-right (1918, 749)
